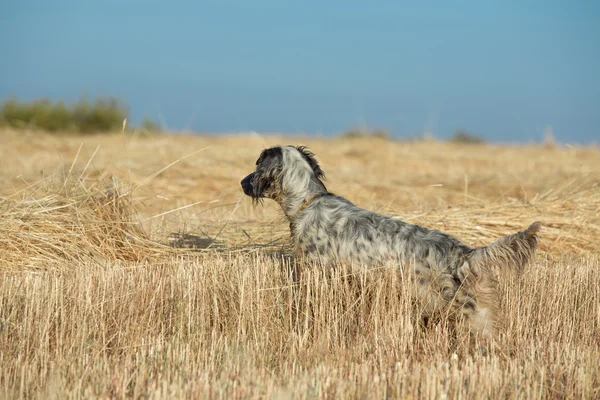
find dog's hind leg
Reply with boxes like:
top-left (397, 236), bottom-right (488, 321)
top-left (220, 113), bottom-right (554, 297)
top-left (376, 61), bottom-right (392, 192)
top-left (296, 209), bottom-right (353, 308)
top-left (454, 260), bottom-right (500, 338)
top-left (455, 292), bottom-right (496, 337)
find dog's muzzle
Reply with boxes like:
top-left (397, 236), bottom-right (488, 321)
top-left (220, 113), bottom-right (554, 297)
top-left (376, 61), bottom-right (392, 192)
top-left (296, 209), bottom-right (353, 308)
top-left (241, 173), bottom-right (254, 197)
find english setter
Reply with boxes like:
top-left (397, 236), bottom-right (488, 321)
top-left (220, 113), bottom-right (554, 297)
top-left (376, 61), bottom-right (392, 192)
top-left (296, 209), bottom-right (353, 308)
top-left (241, 145), bottom-right (541, 336)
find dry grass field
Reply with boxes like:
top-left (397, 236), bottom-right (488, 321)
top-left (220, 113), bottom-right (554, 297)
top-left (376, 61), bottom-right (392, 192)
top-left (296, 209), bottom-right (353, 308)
top-left (0, 128), bottom-right (599, 399)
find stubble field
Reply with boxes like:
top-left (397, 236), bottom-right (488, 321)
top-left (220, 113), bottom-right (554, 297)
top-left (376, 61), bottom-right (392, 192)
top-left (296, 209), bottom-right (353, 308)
top-left (0, 129), bottom-right (598, 399)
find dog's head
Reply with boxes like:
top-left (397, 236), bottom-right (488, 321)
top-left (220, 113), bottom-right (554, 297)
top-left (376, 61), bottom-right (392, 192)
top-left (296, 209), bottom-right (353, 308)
top-left (241, 145), bottom-right (326, 203)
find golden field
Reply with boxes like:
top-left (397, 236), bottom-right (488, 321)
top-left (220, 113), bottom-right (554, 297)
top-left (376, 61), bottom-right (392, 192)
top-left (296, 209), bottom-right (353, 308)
top-left (0, 128), bottom-right (598, 399)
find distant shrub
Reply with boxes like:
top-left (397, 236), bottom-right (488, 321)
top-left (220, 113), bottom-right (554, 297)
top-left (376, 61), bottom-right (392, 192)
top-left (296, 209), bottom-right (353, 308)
top-left (71, 97), bottom-right (126, 132)
top-left (0, 96), bottom-right (154, 134)
top-left (140, 116), bottom-right (162, 133)
top-left (404, 132), bottom-right (437, 142)
top-left (339, 128), bottom-right (390, 140)
top-left (449, 129), bottom-right (485, 145)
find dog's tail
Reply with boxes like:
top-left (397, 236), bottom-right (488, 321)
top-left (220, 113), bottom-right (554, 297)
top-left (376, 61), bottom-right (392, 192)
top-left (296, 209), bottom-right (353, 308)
top-left (470, 222), bottom-right (542, 275)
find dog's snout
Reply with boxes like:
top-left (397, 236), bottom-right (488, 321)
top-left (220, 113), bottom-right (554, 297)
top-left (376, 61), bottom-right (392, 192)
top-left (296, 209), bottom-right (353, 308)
top-left (241, 173), bottom-right (254, 196)
top-left (241, 173), bottom-right (253, 186)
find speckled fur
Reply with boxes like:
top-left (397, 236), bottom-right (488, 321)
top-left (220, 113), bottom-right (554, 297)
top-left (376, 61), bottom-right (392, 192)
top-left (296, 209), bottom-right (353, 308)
top-left (241, 145), bottom-right (541, 336)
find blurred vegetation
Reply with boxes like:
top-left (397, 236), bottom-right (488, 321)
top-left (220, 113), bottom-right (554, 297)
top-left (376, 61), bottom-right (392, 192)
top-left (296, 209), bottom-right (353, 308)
top-left (405, 132), bottom-right (436, 142)
top-left (448, 129), bottom-right (485, 144)
top-left (0, 97), bottom-right (161, 134)
top-left (140, 116), bottom-right (162, 133)
top-left (339, 127), bottom-right (390, 140)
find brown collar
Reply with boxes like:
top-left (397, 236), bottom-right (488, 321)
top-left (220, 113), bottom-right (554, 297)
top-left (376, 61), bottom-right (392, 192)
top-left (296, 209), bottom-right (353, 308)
top-left (294, 194), bottom-right (318, 217)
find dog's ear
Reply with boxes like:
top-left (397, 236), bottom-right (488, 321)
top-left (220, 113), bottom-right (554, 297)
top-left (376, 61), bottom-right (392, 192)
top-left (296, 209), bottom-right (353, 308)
top-left (251, 146), bottom-right (284, 200)
top-left (256, 147), bottom-right (281, 166)
top-left (252, 176), bottom-right (267, 201)
top-left (296, 146), bottom-right (325, 180)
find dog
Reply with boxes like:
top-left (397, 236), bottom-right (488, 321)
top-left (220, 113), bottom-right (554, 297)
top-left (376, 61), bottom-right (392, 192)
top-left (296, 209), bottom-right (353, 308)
top-left (241, 145), bottom-right (541, 336)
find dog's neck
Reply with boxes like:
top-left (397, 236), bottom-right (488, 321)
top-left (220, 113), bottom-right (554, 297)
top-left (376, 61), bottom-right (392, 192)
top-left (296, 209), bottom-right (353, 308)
top-left (279, 182), bottom-right (327, 221)
top-left (293, 194), bottom-right (318, 216)
top-left (276, 148), bottom-right (328, 220)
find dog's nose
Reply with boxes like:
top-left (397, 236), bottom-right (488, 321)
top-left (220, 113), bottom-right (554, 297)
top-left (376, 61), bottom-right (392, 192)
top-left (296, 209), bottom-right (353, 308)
top-left (241, 173), bottom-right (254, 196)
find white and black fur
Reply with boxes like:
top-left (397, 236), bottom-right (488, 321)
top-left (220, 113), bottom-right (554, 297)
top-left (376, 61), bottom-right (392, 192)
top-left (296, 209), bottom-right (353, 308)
top-left (241, 145), bottom-right (541, 336)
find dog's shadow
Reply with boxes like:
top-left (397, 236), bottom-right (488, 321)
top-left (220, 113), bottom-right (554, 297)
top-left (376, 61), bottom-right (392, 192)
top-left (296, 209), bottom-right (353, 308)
top-left (167, 232), bottom-right (223, 250)
top-left (167, 232), bottom-right (297, 269)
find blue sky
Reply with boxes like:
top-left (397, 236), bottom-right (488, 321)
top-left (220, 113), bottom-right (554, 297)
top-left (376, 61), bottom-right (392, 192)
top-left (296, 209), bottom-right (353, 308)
top-left (1, 0), bottom-right (599, 142)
